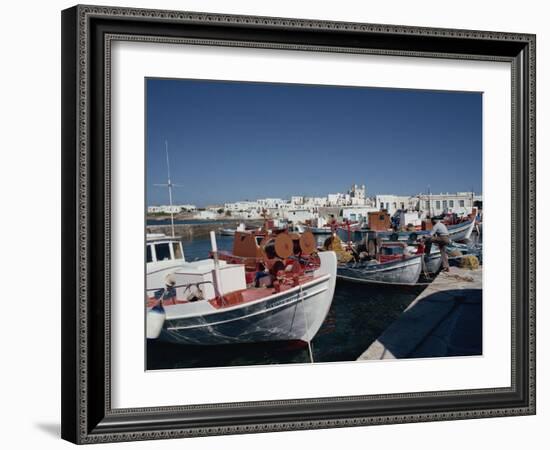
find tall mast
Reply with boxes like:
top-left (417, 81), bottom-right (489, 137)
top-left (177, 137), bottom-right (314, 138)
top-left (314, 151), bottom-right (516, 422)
top-left (165, 141), bottom-right (175, 237)
top-left (154, 140), bottom-right (183, 238)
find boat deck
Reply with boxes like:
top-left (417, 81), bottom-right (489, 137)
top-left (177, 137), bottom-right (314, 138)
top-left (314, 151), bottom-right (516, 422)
top-left (148, 273), bottom-right (320, 310)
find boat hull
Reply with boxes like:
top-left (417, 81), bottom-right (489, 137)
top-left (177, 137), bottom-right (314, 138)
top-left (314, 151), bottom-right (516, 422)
top-left (379, 219), bottom-right (476, 243)
top-left (337, 254), bottom-right (422, 285)
top-left (305, 226), bottom-right (333, 235)
top-left (423, 251), bottom-right (442, 274)
top-left (156, 252), bottom-right (337, 345)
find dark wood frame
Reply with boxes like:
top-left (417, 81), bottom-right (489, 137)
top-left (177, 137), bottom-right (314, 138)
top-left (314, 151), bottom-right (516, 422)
top-left (61, 4), bottom-right (536, 444)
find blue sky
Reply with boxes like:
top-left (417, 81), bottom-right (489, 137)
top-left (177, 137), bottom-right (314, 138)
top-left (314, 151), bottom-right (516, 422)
top-left (146, 78), bottom-right (482, 207)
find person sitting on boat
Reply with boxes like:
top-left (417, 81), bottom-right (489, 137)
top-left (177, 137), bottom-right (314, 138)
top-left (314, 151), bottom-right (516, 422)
top-left (254, 263), bottom-right (272, 288)
top-left (425, 217), bottom-right (450, 272)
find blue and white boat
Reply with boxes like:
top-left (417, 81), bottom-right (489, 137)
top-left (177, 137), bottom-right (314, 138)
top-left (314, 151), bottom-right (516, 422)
top-left (379, 218), bottom-right (476, 243)
top-left (336, 241), bottom-right (423, 285)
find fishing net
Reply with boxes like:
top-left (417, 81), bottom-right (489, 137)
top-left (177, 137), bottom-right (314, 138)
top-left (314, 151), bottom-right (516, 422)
top-left (323, 235), bottom-right (354, 263)
top-left (459, 254), bottom-right (480, 270)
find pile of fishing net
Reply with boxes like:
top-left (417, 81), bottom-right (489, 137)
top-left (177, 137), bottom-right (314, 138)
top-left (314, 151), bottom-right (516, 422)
top-left (459, 254), bottom-right (480, 270)
top-left (323, 235), bottom-right (354, 263)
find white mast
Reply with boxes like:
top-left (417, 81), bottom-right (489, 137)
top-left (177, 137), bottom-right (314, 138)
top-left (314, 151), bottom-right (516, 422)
top-left (154, 141), bottom-right (183, 238)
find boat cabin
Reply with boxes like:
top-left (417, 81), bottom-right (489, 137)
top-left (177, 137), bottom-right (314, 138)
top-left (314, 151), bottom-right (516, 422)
top-left (146, 233), bottom-right (185, 263)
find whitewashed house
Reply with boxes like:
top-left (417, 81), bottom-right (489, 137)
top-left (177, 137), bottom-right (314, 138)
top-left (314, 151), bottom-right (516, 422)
top-left (417, 192), bottom-right (476, 216)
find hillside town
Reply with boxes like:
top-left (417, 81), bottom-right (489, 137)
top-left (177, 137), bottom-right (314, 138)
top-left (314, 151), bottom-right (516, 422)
top-left (147, 184), bottom-right (482, 225)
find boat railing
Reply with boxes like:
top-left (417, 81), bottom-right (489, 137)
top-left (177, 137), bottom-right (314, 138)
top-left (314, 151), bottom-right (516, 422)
top-left (146, 280), bottom-right (213, 295)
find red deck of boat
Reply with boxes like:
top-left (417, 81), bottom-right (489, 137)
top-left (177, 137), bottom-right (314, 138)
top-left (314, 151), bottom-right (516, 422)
top-left (208, 273), bottom-right (318, 309)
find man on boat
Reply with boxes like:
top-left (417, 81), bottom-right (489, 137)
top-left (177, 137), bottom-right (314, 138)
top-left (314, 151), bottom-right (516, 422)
top-left (425, 217), bottom-right (450, 272)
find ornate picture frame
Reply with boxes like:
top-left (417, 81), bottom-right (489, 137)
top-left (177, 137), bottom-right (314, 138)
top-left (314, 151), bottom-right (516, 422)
top-left (61, 5), bottom-right (535, 444)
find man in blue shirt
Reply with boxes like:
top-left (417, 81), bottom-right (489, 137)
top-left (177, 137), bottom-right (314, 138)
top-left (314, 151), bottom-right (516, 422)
top-left (425, 217), bottom-right (450, 272)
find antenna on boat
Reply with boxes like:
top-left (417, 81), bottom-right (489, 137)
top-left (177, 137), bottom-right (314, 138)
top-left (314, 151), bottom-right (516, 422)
top-left (154, 141), bottom-right (184, 238)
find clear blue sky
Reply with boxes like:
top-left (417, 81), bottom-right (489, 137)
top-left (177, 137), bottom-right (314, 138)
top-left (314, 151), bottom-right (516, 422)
top-left (146, 78), bottom-right (482, 207)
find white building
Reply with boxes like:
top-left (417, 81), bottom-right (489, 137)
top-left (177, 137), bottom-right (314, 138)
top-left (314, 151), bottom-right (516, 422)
top-left (147, 204), bottom-right (196, 214)
top-left (348, 184), bottom-right (367, 205)
top-left (231, 209), bottom-right (263, 219)
top-left (290, 196), bottom-right (304, 206)
top-left (180, 204), bottom-right (197, 211)
top-left (375, 195), bottom-right (411, 215)
top-left (147, 205), bottom-right (164, 214)
top-left (224, 201), bottom-right (259, 212)
top-left (417, 192), bottom-right (477, 216)
top-left (327, 193), bottom-right (348, 206)
top-left (285, 209), bottom-right (317, 223)
top-left (341, 206), bottom-right (378, 222)
top-left (303, 196), bottom-right (327, 207)
top-left (257, 198), bottom-right (285, 209)
top-left (194, 210), bottom-right (218, 220)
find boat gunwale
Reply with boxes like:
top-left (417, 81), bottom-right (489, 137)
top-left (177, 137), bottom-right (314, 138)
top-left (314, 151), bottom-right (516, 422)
top-left (164, 284), bottom-right (329, 331)
top-left (161, 272), bottom-right (332, 320)
top-left (338, 254), bottom-right (422, 274)
top-left (335, 273), bottom-right (422, 286)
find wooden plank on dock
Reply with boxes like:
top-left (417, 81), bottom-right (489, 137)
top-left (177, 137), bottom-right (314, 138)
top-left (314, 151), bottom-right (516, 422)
top-left (358, 267), bottom-right (482, 360)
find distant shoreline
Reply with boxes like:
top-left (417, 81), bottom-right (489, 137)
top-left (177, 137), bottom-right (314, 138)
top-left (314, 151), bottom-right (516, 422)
top-left (146, 218), bottom-right (263, 239)
top-left (146, 216), bottom-right (251, 225)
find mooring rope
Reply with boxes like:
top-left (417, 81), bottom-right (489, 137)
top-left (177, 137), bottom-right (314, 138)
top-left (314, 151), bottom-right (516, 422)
top-left (299, 283), bottom-right (315, 363)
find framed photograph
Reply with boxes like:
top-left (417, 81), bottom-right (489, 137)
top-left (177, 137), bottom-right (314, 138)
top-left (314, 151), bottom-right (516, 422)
top-left (61, 5), bottom-right (536, 444)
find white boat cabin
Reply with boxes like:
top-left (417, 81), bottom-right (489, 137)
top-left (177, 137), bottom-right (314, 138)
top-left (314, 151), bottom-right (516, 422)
top-left (146, 233), bottom-right (185, 264)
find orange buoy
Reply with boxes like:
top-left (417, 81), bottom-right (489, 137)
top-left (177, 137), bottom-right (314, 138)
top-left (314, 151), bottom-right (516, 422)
top-left (273, 233), bottom-right (293, 259)
top-left (299, 231), bottom-right (316, 255)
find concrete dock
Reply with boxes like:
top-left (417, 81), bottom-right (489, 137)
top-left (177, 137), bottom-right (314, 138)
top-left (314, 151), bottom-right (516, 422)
top-left (358, 267), bottom-right (482, 360)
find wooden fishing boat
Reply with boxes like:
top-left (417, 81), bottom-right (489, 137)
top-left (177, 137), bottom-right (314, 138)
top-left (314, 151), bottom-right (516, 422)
top-left (332, 241), bottom-right (423, 285)
top-left (337, 253), bottom-right (423, 285)
top-left (218, 228), bottom-right (237, 236)
top-left (378, 218), bottom-right (476, 243)
top-left (305, 226), bottom-right (333, 235)
top-left (218, 222), bottom-right (258, 236)
top-left (421, 246), bottom-right (442, 274)
top-left (146, 231), bottom-right (337, 345)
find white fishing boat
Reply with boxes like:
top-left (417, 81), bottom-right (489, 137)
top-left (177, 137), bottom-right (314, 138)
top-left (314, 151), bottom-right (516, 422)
top-left (335, 241), bottom-right (423, 285)
top-left (218, 223), bottom-right (247, 236)
top-left (337, 254), bottom-right (422, 285)
top-left (379, 218), bottom-right (476, 243)
top-left (306, 226), bottom-right (333, 235)
top-left (146, 233), bottom-right (337, 345)
top-left (446, 218), bottom-right (477, 242)
top-left (400, 242), bottom-right (442, 275)
top-left (423, 248), bottom-right (442, 274)
top-left (305, 216), bottom-right (334, 235)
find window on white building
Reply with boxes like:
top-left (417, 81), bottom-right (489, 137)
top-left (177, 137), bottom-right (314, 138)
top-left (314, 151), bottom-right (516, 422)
top-left (436, 200), bottom-right (441, 209)
top-left (449, 200), bottom-right (454, 207)
top-left (459, 200), bottom-right (465, 207)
